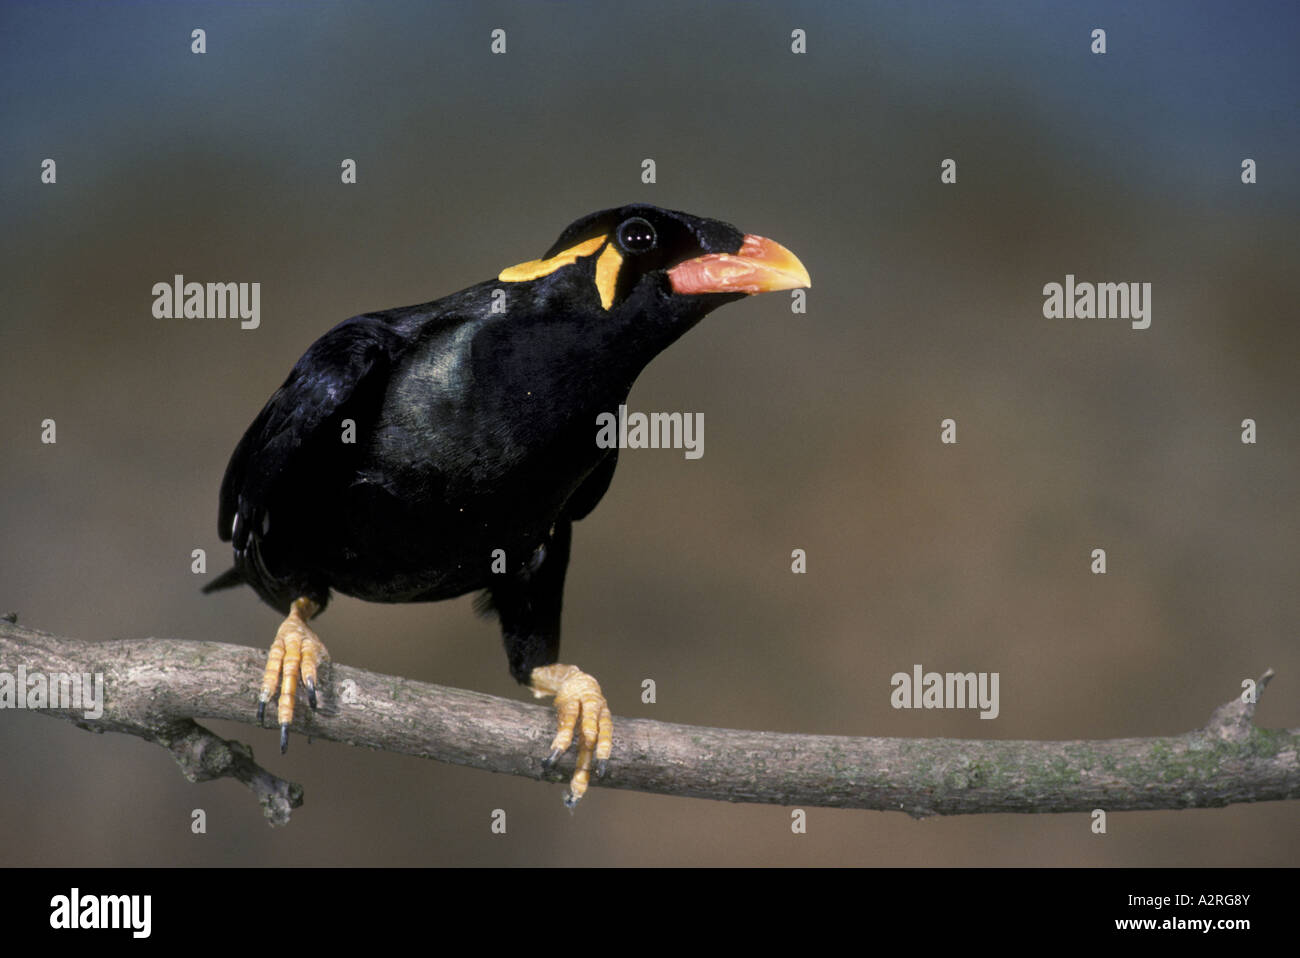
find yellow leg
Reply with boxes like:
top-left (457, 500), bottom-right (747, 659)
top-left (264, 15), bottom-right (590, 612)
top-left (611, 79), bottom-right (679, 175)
top-left (530, 663), bottom-right (613, 806)
top-left (257, 597), bottom-right (328, 752)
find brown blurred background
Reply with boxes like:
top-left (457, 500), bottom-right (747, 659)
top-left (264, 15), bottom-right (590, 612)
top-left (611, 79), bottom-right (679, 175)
top-left (1, 1), bottom-right (1296, 866)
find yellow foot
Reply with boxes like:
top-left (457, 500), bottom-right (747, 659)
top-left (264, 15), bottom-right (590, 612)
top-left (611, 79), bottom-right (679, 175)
top-left (257, 596), bottom-right (329, 752)
top-left (530, 663), bottom-right (613, 807)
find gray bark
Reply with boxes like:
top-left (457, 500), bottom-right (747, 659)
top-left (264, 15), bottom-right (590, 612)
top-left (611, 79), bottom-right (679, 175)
top-left (1, 618), bottom-right (1295, 826)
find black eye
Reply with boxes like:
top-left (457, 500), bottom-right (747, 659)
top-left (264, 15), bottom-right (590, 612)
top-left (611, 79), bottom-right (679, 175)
top-left (617, 217), bottom-right (656, 253)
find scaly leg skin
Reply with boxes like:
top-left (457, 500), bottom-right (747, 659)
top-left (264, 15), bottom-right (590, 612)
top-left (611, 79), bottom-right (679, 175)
top-left (257, 596), bottom-right (328, 752)
top-left (530, 663), bottom-right (613, 807)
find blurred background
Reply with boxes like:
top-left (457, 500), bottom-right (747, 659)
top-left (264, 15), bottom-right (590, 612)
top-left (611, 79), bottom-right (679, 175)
top-left (1, 1), bottom-right (1296, 866)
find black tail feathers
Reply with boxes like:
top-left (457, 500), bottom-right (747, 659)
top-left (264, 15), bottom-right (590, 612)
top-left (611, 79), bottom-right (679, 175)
top-left (202, 566), bottom-right (244, 594)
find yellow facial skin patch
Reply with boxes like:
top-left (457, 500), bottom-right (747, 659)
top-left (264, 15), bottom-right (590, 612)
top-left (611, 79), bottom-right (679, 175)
top-left (498, 235), bottom-right (606, 283)
top-left (594, 244), bottom-right (622, 310)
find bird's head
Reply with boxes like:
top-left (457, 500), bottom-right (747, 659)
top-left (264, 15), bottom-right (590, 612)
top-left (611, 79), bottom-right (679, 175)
top-left (497, 204), bottom-right (811, 342)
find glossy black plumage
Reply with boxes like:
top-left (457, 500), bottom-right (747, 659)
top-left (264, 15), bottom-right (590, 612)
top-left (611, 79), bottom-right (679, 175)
top-left (207, 204), bottom-right (806, 692)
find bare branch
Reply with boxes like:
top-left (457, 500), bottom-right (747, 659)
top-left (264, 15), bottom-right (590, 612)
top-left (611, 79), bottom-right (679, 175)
top-left (2, 618), bottom-right (1296, 825)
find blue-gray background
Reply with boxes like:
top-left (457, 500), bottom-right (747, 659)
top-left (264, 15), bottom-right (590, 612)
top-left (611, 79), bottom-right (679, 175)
top-left (1, 1), bottom-right (1296, 865)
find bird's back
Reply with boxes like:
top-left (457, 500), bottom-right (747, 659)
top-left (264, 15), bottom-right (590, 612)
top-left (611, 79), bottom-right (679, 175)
top-left (215, 282), bottom-right (624, 609)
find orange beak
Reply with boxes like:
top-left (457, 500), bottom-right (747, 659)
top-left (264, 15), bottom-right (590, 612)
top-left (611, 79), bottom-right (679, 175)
top-left (668, 234), bottom-right (811, 296)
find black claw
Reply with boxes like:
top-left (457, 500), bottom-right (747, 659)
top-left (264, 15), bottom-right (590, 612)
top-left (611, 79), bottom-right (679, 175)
top-left (257, 701), bottom-right (266, 725)
top-left (596, 758), bottom-right (609, 779)
top-left (542, 748), bottom-right (563, 772)
top-left (306, 680), bottom-right (317, 710)
top-left (563, 792), bottom-right (579, 809)
top-left (279, 724), bottom-right (289, 753)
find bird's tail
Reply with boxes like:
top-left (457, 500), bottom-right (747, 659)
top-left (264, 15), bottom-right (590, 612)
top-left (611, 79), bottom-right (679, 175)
top-left (202, 566), bottom-right (244, 594)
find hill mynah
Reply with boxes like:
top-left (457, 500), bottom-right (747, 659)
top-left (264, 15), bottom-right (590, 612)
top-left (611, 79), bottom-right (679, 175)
top-left (205, 203), bottom-right (811, 804)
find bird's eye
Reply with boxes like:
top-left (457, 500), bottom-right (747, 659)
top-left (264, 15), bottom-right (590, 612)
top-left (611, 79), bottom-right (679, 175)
top-left (617, 217), bottom-right (656, 253)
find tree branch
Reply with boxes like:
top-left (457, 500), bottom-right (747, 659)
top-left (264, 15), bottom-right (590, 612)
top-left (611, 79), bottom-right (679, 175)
top-left (2, 617), bottom-right (1296, 825)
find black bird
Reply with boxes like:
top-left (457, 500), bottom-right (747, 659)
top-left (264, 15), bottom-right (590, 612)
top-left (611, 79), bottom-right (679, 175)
top-left (205, 204), bottom-right (810, 804)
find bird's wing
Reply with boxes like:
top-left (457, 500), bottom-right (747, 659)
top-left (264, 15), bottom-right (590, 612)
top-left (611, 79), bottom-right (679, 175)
top-left (564, 448), bottom-right (618, 522)
top-left (216, 315), bottom-right (408, 552)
